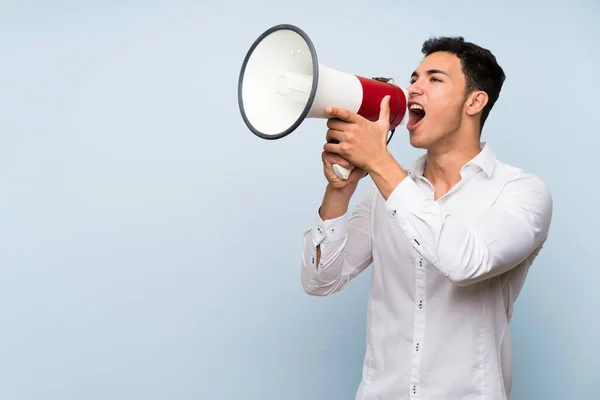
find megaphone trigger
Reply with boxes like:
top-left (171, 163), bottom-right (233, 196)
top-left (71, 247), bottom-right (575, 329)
top-left (333, 164), bottom-right (352, 180)
top-left (238, 24), bottom-right (409, 180)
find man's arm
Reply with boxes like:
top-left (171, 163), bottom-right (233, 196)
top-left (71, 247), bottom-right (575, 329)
top-left (301, 184), bottom-right (375, 296)
top-left (319, 100), bottom-right (553, 286)
top-left (371, 159), bottom-right (553, 286)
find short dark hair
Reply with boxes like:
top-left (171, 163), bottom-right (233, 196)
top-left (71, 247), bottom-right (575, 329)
top-left (421, 36), bottom-right (506, 133)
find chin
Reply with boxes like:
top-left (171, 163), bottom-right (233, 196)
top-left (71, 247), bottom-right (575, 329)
top-left (408, 129), bottom-right (430, 149)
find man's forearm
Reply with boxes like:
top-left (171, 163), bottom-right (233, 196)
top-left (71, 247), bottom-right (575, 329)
top-left (318, 184), bottom-right (356, 221)
top-left (368, 152), bottom-right (409, 200)
top-left (315, 184), bottom-right (356, 265)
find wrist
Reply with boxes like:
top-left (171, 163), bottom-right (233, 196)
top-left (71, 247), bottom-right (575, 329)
top-left (368, 152), bottom-right (408, 200)
top-left (325, 182), bottom-right (357, 197)
top-left (320, 184), bottom-right (355, 220)
top-left (366, 151), bottom-right (397, 176)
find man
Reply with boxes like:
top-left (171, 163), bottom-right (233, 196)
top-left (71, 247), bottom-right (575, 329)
top-left (300, 36), bottom-right (553, 400)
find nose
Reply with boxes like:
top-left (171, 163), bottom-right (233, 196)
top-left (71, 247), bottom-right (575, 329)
top-left (407, 79), bottom-right (423, 97)
top-left (408, 80), bottom-right (423, 97)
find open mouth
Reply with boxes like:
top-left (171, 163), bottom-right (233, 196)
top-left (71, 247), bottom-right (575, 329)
top-left (408, 103), bottom-right (426, 130)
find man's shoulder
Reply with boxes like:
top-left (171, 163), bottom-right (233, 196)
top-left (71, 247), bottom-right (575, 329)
top-left (493, 157), bottom-right (551, 194)
top-left (492, 158), bottom-right (553, 218)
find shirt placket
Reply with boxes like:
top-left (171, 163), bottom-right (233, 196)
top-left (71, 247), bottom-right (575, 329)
top-left (405, 173), bottom-right (430, 399)
top-left (409, 254), bottom-right (426, 399)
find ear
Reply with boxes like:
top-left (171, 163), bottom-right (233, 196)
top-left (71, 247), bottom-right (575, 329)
top-left (465, 91), bottom-right (488, 116)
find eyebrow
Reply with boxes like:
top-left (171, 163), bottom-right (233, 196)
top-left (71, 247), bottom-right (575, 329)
top-left (411, 69), bottom-right (450, 79)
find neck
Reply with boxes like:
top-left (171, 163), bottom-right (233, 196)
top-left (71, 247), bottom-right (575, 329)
top-left (422, 133), bottom-right (481, 193)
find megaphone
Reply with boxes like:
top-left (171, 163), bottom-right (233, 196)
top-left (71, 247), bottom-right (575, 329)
top-left (237, 24), bottom-right (409, 180)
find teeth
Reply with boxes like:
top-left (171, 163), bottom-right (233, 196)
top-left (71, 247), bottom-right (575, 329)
top-left (410, 104), bottom-right (424, 111)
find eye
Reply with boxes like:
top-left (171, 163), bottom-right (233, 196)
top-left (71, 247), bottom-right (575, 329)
top-left (431, 76), bottom-right (443, 83)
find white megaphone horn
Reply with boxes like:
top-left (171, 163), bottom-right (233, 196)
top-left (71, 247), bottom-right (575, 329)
top-left (237, 24), bottom-right (409, 180)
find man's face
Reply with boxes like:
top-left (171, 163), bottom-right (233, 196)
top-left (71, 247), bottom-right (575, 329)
top-left (406, 51), bottom-right (468, 149)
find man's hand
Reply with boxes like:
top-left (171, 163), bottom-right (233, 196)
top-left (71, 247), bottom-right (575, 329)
top-left (323, 95), bottom-right (392, 174)
top-left (321, 151), bottom-right (366, 190)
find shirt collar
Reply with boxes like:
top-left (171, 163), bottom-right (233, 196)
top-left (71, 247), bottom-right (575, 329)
top-left (405, 142), bottom-right (497, 178)
top-left (467, 142), bottom-right (496, 177)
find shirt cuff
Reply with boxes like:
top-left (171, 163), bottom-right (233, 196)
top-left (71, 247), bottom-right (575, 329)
top-left (310, 211), bottom-right (348, 247)
top-left (385, 176), bottom-right (428, 221)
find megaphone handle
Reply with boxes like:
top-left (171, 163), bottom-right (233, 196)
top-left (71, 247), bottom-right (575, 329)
top-left (333, 164), bottom-right (352, 180)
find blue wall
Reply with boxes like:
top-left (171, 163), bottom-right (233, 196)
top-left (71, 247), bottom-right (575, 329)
top-left (0, 0), bottom-right (598, 399)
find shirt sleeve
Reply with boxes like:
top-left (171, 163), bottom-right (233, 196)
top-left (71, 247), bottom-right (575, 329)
top-left (301, 185), bottom-right (375, 296)
top-left (385, 172), bottom-right (553, 286)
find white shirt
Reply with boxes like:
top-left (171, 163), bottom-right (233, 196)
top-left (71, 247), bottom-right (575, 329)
top-left (301, 143), bottom-right (553, 400)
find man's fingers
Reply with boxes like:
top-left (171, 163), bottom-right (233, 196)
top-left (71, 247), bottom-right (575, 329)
top-left (378, 95), bottom-right (391, 124)
top-left (323, 142), bottom-right (343, 155)
top-left (325, 106), bottom-right (358, 123)
top-left (322, 151), bottom-right (352, 169)
top-left (326, 128), bottom-right (344, 144)
top-left (326, 118), bottom-right (348, 131)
